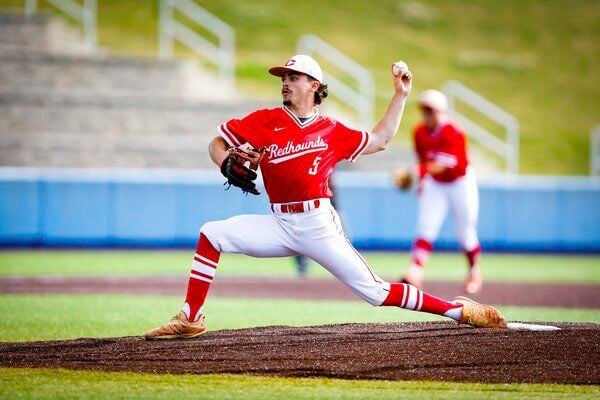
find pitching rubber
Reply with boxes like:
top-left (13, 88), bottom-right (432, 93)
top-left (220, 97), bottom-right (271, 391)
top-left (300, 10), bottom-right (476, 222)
top-left (506, 322), bottom-right (561, 331)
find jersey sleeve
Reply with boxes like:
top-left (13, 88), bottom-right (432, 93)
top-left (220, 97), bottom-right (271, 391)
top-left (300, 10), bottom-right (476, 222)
top-left (333, 121), bottom-right (371, 162)
top-left (413, 125), bottom-right (427, 163)
top-left (217, 110), bottom-right (264, 148)
top-left (413, 125), bottom-right (430, 179)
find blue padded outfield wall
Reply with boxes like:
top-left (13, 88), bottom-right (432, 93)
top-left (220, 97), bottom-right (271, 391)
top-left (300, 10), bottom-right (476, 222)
top-left (1, 168), bottom-right (599, 252)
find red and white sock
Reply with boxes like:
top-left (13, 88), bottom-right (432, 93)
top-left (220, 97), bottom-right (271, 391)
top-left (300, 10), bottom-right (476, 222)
top-left (465, 245), bottom-right (481, 275)
top-left (182, 234), bottom-right (220, 322)
top-left (382, 282), bottom-right (463, 321)
top-left (411, 237), bottom-right (432, 269)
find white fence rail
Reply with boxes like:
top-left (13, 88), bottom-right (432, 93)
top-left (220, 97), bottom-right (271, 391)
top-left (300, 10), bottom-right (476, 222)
top-left (25, 0), bottom-right (97, 54)
top-left (592, 125), bottom-right (600, 176)
top-left (297, 34), bottom-right (374, 128)
top-left (442, 80), bottom-right (520, 174)
top-left (159, 0), bottom-right (235, 88)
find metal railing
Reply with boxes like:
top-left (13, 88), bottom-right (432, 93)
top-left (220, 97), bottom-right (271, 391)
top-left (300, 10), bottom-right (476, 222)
top-left (442, 80), bottom-right (520, 174)
top-left (25, 0), bottom-right (97, 54)
top-left (297, 34), bottom-right (375, 128)
top-left (591, 125), bottom-right (600, 176)
top-left (159, 0), bottom-right (235, 88)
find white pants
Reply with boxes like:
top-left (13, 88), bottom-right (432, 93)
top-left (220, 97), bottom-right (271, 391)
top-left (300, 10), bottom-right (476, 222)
top-left (416, 171), bottom-right (479, 251)
top-left (201, 198), bottom-right (391, 306)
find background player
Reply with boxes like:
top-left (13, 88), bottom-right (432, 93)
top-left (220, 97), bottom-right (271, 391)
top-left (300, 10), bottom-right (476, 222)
top-left (395, 90), bottom-right (482, 294)
top-left (144, 55), bottom-right (506, 340)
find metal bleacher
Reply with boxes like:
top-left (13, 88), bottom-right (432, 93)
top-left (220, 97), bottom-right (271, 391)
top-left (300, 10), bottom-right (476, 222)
top-left (0, 8), bottom-right (260, 170)
top-left (1, 3), bottom-right (522, 174)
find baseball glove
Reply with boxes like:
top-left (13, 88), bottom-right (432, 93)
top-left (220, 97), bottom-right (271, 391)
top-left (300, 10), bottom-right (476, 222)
top-left (393, 168), bottom-right (414, 191)
top-left (220, 145), bottom-right (266, 195)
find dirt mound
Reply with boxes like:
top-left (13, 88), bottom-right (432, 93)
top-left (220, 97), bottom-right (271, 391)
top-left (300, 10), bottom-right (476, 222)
top-left (1, 322), bottom-right (598, 384)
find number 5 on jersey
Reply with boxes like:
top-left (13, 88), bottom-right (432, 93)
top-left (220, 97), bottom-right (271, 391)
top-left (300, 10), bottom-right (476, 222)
top-left (308, 156), bottom-right (322, 175)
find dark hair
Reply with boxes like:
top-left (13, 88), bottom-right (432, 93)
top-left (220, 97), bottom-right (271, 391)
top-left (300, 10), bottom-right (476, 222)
top-left (308, 76), bottom-right (328, 105)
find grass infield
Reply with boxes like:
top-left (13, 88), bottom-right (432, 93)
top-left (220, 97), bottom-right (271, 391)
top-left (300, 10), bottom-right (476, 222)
top-left (0, 368), bottom-right (598, 400)
top-left (1, 250), bottom-right (599, 283)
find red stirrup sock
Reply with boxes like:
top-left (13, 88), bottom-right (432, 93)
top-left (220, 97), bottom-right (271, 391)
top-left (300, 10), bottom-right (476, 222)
top-left (411, 237), bottom-right (432, 268)
top-left (382, 283), bottom-right (463, 320)
top-left (182, 234), bottom-right (220, 322)
top-left (466, 245), bottom-right (481, 270)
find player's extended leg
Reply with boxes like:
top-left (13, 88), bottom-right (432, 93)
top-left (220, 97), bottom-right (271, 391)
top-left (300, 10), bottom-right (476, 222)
top-left (449, 172), bottom-right (482, 294)
top-left (382, 282), bottom-right (506, 329)
top-left (144, 214), bottom-right (296, 340)
top-left (297, 207), bottom-right (506, 328)
top-left (403, 177), bottom-right (449, 288)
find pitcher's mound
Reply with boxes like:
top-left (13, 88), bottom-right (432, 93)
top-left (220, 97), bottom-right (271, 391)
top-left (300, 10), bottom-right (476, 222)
top-left (1, 322), bottom-right (598, 384)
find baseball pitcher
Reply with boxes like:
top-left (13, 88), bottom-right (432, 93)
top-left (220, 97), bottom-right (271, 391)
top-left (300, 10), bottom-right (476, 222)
top-left (145, 55), bottom-right (506, 340)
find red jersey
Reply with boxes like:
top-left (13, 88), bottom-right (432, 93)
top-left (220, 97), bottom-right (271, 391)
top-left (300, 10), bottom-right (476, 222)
top-left (413, 121), bottom-right (469, 183)
top-left (218, 106), bottom-right (370, 203)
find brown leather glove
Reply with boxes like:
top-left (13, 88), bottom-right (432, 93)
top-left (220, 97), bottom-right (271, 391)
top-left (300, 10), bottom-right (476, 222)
top-left (393, 168), bottom-right (414, 191)
top-left (220, 145), bottom-right (266, 195)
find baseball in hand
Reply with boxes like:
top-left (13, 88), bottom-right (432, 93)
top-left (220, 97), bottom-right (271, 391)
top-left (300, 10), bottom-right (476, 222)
top-left (392, 61), bottom-right (409, 77)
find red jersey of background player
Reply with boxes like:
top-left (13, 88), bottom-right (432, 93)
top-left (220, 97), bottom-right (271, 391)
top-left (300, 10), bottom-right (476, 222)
top-left (414, 120), bottom-right (469, 183)
top-left (218, 106), bottom-right (369, 203)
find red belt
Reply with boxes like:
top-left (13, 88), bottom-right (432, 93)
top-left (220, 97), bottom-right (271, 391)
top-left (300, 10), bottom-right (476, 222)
top-left (271, 199), bottom-right (321, 214)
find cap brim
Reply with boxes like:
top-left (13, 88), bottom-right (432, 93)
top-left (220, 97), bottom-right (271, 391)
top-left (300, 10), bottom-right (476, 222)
top-left (268, 66), bottom-right (293, 77)
top-left (419, 100), bottom-right (443, 111)
top-left (268, 66), bottom-right (320, 82)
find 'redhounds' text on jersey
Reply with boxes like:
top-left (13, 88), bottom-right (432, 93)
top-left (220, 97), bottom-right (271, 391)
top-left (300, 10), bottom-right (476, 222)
top-left (218, 106), bottom-right (370, 203)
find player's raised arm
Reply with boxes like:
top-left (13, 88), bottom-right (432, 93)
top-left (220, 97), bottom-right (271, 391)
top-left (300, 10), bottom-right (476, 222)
top-left (363, 62), bottom-right (413, 155)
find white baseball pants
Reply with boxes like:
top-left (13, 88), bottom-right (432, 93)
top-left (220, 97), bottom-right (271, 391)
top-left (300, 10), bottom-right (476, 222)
top-left (201, 198), bottom-right (391, 306)
top-left (416, 170), bottom-right (480, 251)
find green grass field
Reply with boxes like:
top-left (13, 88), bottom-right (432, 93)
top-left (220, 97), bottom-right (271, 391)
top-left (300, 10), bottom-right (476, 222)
top-left (2, 368), bottom-right (598, 400)
top-left (0, 0), bottom-right (598, 174)
top-left (0, 250), bottom-right (598, 399)
top-left (1, 250), bottom-right (599, 282)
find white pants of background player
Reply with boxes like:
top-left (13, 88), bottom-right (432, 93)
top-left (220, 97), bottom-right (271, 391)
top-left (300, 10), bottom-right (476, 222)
top-left (201, 198), bottom-right (391, 306)
top-left (416, 170), bottom-right (479, 251)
